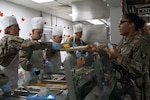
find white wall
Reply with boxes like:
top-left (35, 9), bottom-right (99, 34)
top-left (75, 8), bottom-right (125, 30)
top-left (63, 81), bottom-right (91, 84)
top-left (110, 7), bottom-right (122, 44)
top-left (0, 0), bottom-right (73, 39)
top-left (0, 0), bottom-right (122, 44)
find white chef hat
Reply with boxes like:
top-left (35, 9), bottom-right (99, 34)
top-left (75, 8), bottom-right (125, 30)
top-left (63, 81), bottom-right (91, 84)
top-left (52, 27), bottom-right (63, 36)
top-left (31, 17), bottom-right (44, 30)
top-left (73, 24), bottom-right (83, 33)
top-left (0, 16), bottom-right (18, 29)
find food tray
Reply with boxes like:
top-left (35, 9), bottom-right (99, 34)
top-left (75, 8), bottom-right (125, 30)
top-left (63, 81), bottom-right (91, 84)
top-left (60, 45), bottom-right (88, 51)
top-left (29, 81), bottom-right (67, 90)
top-left (28, 87), bottom-right (63, 95)
top-left (12, 88), bottom-right (63, 98)
top-left (50, 74), bottom-right (66, 81)
top-left (75, 67), bottom-right (94, 74)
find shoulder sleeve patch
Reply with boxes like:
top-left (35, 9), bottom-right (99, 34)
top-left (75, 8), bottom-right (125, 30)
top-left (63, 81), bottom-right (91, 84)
top-left (141, 52), bottom-right (147, 59)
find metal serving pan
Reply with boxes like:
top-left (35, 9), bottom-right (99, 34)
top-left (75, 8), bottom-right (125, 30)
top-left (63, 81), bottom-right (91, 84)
top-left (29, 80), bottom-right (67, 90)
top-left (12, 87), bottom-right (63, 98)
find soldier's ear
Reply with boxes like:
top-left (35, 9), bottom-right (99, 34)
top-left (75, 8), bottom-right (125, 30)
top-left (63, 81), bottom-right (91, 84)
top-left (5, 28), bottom-right (10, 34)
top-left (129, 22), bottom-right (135, 28)
top-left (29, 33), bottom-right (32, 36)
top-left (32, 30), bottom-right (34, 33)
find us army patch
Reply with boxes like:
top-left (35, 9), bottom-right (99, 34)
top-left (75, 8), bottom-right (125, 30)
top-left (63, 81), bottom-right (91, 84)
top-left (141, 52), bottom-right (147, 59)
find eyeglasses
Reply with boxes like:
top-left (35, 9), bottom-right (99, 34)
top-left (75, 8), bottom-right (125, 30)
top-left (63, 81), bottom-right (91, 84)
top-left (119, 20), bottom-right (131, 24)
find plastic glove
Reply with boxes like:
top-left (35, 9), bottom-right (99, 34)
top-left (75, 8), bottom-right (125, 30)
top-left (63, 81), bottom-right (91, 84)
top-left (32, 67), bottom-right (40, 75)
top-left (107, 43), bottom-right (114, 52)
top-left (72, 43), bottom-right (77, 47)
top-left (45, 60), bottom-right (52, 67)
top-left (52, 42), bottom-right (61, 50)
top-left (38, 69), bottom-right (44, 82)
top-left (76, 51), bottom-right (81, 58)
top-left (38, 88), bottom-right (50, 97)
top-left (84, 52), bottom-right (89, 57)
top-left (23, 71), bottom-right (31, 87)
top-left (1, 81), bottom-right (12, 93)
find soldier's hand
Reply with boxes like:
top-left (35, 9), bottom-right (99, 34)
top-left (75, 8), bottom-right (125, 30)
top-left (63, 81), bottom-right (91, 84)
top-left (85, 44), bottom-right (96, 52)
top-left (105, 45), bottom-right (118, 59)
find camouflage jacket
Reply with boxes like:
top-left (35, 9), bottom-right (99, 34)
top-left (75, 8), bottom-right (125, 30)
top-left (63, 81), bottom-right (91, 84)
top-left (19, 39), bottom-right (54, 71)
top-left (0, 36), bottom-right (53, 70)
top-left (116, 32), bottom-right (150, 99)
top-left (117, 32), bottom-right (150, 78)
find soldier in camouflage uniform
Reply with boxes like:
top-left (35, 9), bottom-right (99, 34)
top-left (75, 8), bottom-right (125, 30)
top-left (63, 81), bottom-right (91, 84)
top-left (104, 13), bottom-right (150, 100)
top-left (0, 16), bottom-right (61, 94)
top-left (86, 13), bottom-right (150, 100)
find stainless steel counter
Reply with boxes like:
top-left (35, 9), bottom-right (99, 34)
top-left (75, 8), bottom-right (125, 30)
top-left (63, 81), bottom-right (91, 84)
top-left (0, 95), bottom-right (26, 100)
top-left (0, 90), bottom-right (68, 100)
top-left (0, 97), bottom-right (22, 100)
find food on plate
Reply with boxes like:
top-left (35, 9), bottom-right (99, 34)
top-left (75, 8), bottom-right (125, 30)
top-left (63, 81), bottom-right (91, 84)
top-left (62, 43), bottom-right (70, 48)
top-left (30, 82), bottom-right (67, 89)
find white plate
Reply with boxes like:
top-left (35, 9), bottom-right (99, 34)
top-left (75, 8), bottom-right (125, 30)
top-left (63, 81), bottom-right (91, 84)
top-left (60, 45), bottom-right (88, 51)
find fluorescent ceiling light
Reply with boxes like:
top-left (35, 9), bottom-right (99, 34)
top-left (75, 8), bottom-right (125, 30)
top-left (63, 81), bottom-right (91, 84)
top-left (32, 0), bottom-right (54, 3)
top-left (86, 19), bottom-right (104, 25)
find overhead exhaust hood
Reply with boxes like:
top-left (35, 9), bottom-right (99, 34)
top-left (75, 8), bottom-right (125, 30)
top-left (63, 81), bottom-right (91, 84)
top-left (72, 0), bottom-right (110, 21)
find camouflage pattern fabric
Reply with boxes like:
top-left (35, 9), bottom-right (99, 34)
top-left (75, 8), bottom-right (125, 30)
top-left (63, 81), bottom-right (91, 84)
top-left (115, 32), bottom-right (150, 100)
top-left (95, 49), bottom-right (116, 100)
top-left (19, 39), bottom-right (54, 71)
top-left (0, 36), bottom-right (53, 70)
top-left (0, 35), bottom-right (54, 91)
top-left (0, 36), bottom-right (24, 67)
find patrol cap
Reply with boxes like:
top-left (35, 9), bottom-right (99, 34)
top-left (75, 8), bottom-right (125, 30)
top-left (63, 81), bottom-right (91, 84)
top-left (0, 16), bottom-right (18, 29)
top-left (52, 27), bottom-right (63, 36)
top-left (73, 24), bottom-right (83, 33)
top-left (31, 17), bottom-right (44, 30)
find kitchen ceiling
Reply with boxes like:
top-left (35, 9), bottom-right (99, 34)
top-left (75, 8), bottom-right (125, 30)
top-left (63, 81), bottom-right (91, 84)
top-left (7, 0), bottom-right (121, 21)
